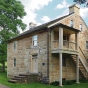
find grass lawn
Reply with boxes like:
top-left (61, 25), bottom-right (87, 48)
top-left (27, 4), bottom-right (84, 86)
top-left (0, 72), bottom-right (88, 88)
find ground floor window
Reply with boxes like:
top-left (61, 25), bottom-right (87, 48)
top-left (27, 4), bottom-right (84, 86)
top-left (62, 56), bottom-right (66, 67)
top-left (14, 58), bottom-right (16, 67)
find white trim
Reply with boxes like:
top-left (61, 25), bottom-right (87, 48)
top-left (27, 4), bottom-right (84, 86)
top-left (48, 13), bottom-right (74, 28)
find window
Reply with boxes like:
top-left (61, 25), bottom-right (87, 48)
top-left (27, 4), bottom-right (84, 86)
top-left (32, 35), bottom-right (38, 46)
top-left (80, 24), bottom-right (82, 31)
top-left (86, 41), bottom-right (88, 49)
top-left (32, 54), bottom-right (38, 59)
top-left (63, 35), bottom-right (67, 40)
top-left (14, 58), bottom-right (16, 67)
top-left (70, 20), bottom-right (73, 27)
top-left (13, 41), bottom-right (17, 50)
top-left (62, 57), bottom-right (66, 67)
top-left (63, 35), bottom-right (67, 46)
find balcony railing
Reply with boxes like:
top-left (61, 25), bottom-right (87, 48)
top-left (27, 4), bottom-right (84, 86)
top-left (52, 40), bottom-right (77, 51)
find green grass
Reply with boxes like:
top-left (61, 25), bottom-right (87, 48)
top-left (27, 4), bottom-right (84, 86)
top-left (0, 72), bottom-right (88, 88)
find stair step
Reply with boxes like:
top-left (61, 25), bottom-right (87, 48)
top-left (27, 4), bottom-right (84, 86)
top-left (19, 74), bottom-right (28, 76)
top-left (15, 76), bottom-right (26, 78)
top-left (12, 78), bottom-right (22, 80)
top-left (71, 55), bottom-right (88, 80)
top-left (8, 79), bottom-right (17, 83)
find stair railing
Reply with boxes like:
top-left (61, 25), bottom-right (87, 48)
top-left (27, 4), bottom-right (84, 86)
top-left (78, 46), bottom-right (87, 67)
top-left (70, 44), bottom-right (88, 73)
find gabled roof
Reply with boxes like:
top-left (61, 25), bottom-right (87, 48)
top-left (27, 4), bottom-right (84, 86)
top-left (19, 13), bottom-right (74, 37)
top-left (8, 12), bottom-right (79, 42)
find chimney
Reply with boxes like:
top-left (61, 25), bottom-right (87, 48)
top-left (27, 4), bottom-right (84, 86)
top-left (69, 4), bottom-right (80, 15)
top-left (29, 22), bottom-right (37, 29)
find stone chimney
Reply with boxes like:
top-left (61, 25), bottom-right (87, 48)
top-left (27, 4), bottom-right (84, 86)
top-left (69, 4), bottom-right (80, 15)
top-left (29, 22), bottom-right (37, 29)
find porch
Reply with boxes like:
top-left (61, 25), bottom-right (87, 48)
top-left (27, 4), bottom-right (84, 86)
top-left (49, 24), bottom-right (80, 86)
top-left (51, 25), bottom-right (79, 55)
top-left (52, 40), bottom-right (78, 54)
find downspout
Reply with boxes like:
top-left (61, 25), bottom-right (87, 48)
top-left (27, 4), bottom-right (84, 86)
top-left (47, 28), bottom-right (50, 78)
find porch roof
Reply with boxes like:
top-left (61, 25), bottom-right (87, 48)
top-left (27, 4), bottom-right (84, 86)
top-left (50, 23), bottom-right (80, 34)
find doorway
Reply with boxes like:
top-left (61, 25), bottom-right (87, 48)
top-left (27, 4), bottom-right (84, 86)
top-left (32, 54), bottom-right (38, 73)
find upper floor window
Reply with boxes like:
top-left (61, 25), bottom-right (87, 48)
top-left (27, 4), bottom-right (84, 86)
top-left (63, 35), bottom-right (67, 40)
top-left (13, 41), bottom-right (17, 50)
top-left (32, 35), bottom-right (38, 46)
top-left (14, 58), bottom-right (16, 67)
top-left (80, 24), bottom-right (82, 31)
top-left (70, 20), bottom-right (74, 27)
top-left (86, 41), bottom-right (88, 49)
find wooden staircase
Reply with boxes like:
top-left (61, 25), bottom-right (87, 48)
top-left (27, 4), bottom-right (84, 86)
top-left (71, 54), bottom-right (88, 79)
top-left (8, 73), bottom-right (39, 83)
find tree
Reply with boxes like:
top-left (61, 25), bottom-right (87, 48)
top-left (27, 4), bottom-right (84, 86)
top-left (0, 0), bottom-right (26, 72)
top-left (73, 0), bottom-right (88, 7)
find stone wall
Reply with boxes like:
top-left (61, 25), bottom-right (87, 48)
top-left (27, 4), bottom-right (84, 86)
top-left (7, 31), bottom-right (48, 78)
top-left (49, 54), bottom-right (77, 83)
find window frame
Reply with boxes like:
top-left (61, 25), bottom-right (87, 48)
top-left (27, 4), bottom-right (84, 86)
top-left (32, 35), bottom-right (38, 47)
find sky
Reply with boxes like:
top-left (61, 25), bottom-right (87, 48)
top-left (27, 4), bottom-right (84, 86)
top-left (19, 0), bottom-right (88, 32)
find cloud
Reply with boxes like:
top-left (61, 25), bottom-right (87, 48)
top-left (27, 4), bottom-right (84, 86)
top-left (56, 8), bottom-right (69, 19)
top-left (80, 7), bottom-right (88, 18)
top-left (41, 16), bottom-right (50, 23)
top-left (56, 0), bottom-right (70, 9)
top-left (28, 0), bottom-right (52, 12)
top-left (19, 0), bottom-right (52, 31)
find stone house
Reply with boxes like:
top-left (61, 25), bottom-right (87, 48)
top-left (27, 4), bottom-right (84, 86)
top-left (7, 4), bottom-right (88, 86)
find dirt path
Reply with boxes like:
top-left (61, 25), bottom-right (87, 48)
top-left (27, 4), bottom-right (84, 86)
top-left (0, 84), bottom-right (10, 88)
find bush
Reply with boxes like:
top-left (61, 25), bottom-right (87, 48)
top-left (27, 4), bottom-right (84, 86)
top-left (79, 79), bottom-right (88, 83)
top-left (50, 81), bottom-right (59, 86)
top-left (50, 80), bottom-right (76, 86)
top-left (63, 80), bottom-right (73, 85)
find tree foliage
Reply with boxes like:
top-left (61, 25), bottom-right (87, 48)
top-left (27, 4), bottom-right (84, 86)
top-left (73, 0), bottom-right (88, 7)
top-left (0, 0), bottom-right (26, 72)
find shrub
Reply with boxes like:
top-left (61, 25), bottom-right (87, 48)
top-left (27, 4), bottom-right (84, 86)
top-left (50, 81), bottom-right (59, 86)
top-left (63, 80), bottom-right (73, 85)
top-left (79, 79), bottom-right (88, 83)
top-left (50, 80), bottom-right (76, 86)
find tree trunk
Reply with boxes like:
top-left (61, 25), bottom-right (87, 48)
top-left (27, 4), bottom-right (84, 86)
top-left (2, 61), bottom-right (5, 72)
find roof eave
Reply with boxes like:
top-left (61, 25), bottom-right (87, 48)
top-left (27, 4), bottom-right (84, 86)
top-left (49, 23), bottom-right (80, 32)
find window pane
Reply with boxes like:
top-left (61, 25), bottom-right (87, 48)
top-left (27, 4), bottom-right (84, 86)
top-left (33, 35), bottom-right (37, 40)
top-left (34, 41), bottom-right (37, 46)
top-left (33, 35), bottom-right (38, 46)
top-left (62, 57), bottom-right (66, 67)
top-left (70, 20), bottom-right (73, 27)
top-left (14, 42), bottom-right (17, 49)
top-left (80, 24), bottom-right (82, 31)
top-left (14, 59), bottom-right (16, 67)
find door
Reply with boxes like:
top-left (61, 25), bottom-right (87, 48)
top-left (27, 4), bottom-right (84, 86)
top-left (32, 55), bottom-right (38, 73)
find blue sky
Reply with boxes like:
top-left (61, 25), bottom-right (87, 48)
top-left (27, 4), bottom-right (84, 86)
top-left (19, 0), bottom-right (88, 32)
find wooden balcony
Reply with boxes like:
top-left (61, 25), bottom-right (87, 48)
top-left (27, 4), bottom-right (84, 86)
top-left (51, 40), bottom-right (78, 54)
